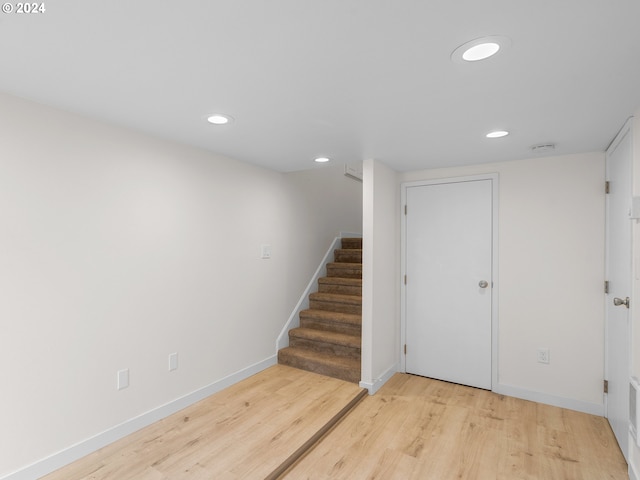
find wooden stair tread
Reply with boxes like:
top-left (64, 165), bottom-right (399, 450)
top-left (333, 248), bottom-right (362, 264)
top-left (290, 328), bottom-right (361, 348)
top-left (326, 263), bottom-right (362, 279)
top-left (299, 309), bottom-right (361, 325)
top-left (317, 276), bottom-right (362, 296)
top-left (309, 292), bottom-right (362, 305)
top-left (327, 262), bottom-right (362, 268)
top-left (318, 277), bottom-right (362, 286)
top-left (279, 347), bottom-right (360, 370)
top-left (340, 238), bottom-right (362, 249)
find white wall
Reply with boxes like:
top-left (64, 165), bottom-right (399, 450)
top-left (400, 153), bottom-right (606, 412)
top-left (284, 165), bottom-right (363, 300)
top-left (361, 159), bottom-right (399, 393)
top-left (0, 93), bottom-right (362, 478)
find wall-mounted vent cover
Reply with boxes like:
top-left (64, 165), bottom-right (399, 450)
top-left (531, 143), bottom-right (556, 153)
top-left (344, 163), bottom-right (363, 182)
top-left (630, 377), bottom-right (640, 446)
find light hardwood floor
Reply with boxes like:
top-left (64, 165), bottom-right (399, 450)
top-left (42, 367), bottom-right (627, 480)
top-left (284, 373), bottom-right (628, 480)
top-left (41, 366), bottom-right (365, 480)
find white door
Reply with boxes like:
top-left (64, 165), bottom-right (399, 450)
top-left (605, 121), bottom-right (633, 461)
top-left (404, 177), bottom-right (494, 390)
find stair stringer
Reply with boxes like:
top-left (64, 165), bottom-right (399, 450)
top-left (276, 236), bottom-right (339, 352)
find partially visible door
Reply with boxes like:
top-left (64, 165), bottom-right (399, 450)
top-left (605, 120), bottom-right (633, 462)
top-left (405, 177), bottom-right (494, 390)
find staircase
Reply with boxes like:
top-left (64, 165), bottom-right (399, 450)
top-left (278, 237), bottom-right (362, 383)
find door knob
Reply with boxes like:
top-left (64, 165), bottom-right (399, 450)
top-left (478, 280), bottom-right (489, 289)
top-left (613, 297), bottom-right (630, 308)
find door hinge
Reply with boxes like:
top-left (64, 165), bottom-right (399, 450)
top-left (404, 204), bottom-right (407, 215)
top-left (605, 181), bottom-right (610, 194)
top-left (404, 344), bottom-right (407, 355)
top-left (604, 280), bottom-right (609, 294)
top-left (404, 274), bottom-right (407, 285)
top-left (604, 379), bottom-right (609, 394)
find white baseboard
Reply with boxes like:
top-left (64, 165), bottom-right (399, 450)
top-left (494, 383), bottom-right (605, 417)
top-left (360, 362), bottom-right (398, 395)
top-left (1, 356), bottom-right (277, 480)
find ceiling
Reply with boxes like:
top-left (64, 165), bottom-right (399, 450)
top-left (1, 0), bottom-right (639, 172)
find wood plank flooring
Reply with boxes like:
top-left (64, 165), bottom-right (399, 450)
top-left (41, 368), bottom-right (628, 480)
top-left (41, 366), bottom-right (365, 480)
top-left (283, 373), bottom-right (628, 480)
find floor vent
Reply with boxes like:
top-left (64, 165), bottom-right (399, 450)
top-left (631, 377), bottom-right (640, 446)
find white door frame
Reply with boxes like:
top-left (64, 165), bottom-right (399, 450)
top-left (400, 174), bottom-right (500, 390)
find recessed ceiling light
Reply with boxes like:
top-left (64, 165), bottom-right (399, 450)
top-left (451, 35), bottom-right (511, 64)
top-left (463, 42), bottom-right (500, 61)
top-left (314, 157), bottom-right (331, 163)
top-left (486, 130), bottom-right (509, 138)
top-left (207, 114), bottom-right (233, 125)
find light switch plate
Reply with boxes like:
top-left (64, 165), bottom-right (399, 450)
top-left (117, 369), bottom-right (129, 390)
top-left (169, 352), bottom-right (178, 372)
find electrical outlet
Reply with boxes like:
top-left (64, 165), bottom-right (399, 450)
top-left (169, 352), bottom-right (178, 372)
top-left (117, 368), bottom-right (129, 390)
top-left (537, 348), bottom-right (550, 364)
top-left (261, 244), bottom-right (272, 259)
